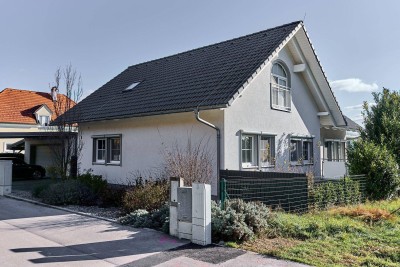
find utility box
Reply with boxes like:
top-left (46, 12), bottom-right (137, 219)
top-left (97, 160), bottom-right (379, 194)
top-left (0, 160), bottom-right (12, 195)
top-left (170, 178), bottom-right (211, 246)
top-left (177, 187), bottom-right (193, 240)
top-left (178, 187), bottom-right (192, 222)
top-left (192, 183), bottom-right (212, 245)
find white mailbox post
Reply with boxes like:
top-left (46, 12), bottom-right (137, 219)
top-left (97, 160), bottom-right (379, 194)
top-left (192, 183), bottom-right (211, 245)
top-left (0, 160), bottom-right (12, 195)
top-left (169, 178), bottom-right (211, 246)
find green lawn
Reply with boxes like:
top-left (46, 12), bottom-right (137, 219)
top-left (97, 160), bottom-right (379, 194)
top-left (238, 199), bottom-right (400, 267)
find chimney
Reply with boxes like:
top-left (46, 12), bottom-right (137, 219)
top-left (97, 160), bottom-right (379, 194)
top-left (51, 86), bottom-right (58, 102)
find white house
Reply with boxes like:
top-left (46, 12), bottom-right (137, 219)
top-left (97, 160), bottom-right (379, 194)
top-left (0, 87), bottom-right (75, 172)
top-left (65, 21), bottom-right (352, 195)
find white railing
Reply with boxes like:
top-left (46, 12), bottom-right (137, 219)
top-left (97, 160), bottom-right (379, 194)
top-left (271, 83), bottom-right (291, 111)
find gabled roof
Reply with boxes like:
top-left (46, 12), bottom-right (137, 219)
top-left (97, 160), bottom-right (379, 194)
top-left (66, 21), bottom-right (302, 123)
top-left (34, 104), bottom-right (53, 115)
top-left (0, 88), bottom-right (74, 125)
top-left (344, 115), bottom-right (362, 131)
top-left (65, 21), bottom-right (345, 126)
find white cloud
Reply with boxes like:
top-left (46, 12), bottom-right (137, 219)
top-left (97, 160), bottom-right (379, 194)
top-left (330, 78), bottom-right (379, 93)
top-left (344, 104), bottom-right (363, 110)
top-left (344, 102), bottom-right (375, 110)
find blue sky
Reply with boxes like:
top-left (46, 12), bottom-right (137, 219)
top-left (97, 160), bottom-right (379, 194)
top-left (1, 0), bottom-right (399, 124)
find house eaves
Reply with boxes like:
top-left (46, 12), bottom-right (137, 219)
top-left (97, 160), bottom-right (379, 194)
top-left (227, 22), bottom-right (346, 128)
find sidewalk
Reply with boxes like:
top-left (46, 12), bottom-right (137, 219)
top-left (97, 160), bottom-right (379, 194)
top-left (0, 196), bottom-right (308, 266)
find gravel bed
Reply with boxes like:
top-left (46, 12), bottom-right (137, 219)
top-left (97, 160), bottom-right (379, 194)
top-left (9, 190), bottom-right (123, 221)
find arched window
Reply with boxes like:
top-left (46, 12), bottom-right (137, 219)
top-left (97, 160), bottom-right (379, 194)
top-left (271, 62), bottom-right (291, 111)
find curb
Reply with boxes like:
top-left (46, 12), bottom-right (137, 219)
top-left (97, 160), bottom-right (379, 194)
top-left (4, 194), bottom-right (118, 224)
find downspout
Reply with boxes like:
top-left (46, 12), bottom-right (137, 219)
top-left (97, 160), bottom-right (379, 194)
top-left (194, 109), bottom-right (221, 199)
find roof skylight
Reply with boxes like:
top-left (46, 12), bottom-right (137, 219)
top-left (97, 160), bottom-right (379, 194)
top-left (123, 82), bottom-right (141, 91)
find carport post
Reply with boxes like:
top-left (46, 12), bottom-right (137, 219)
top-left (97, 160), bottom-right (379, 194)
top-left (0, 160), bottom-right (12, 195)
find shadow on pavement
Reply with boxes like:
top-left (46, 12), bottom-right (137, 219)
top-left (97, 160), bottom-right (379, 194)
top-left (11, 233), bottom-right (183, 264)
top-left (120, 243), bottom-right (246, 267)
top-left (1, 197), bottom-right (187, 265)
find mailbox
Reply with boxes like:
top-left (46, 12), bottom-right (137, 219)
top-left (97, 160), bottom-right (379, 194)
top-left (169, 178), bottom-right (211, 246)
top-left (177, 187), bottom-right (192, 222)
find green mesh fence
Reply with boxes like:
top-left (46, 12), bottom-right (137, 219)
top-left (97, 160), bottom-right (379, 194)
top-left (219, 170), bottom-right (366, 213)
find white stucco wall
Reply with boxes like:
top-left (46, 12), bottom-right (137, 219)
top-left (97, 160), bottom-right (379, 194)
top-left (79, 110), bottom-right (222, 195)
top-left (223, 46), bottom-right (322, 176)
top-left (0, 123), bottom-right (42, 153)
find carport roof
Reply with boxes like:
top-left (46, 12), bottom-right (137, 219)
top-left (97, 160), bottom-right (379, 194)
top-left (0, 132), bottom-right (77, 138)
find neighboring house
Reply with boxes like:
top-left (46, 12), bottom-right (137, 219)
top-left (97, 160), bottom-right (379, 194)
top-left (0, 87), bottom-right (75, 172)
top-left (320, 115), bottom-right (362, 178)
top-left (64, 21), bottom-right (351, 195)
top-left (344, 115), bottom-right (361, 141)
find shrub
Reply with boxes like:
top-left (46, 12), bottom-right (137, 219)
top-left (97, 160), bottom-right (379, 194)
top-left (212, 199), bottom-right (270, 242)
top-left (162, 136), bottom-right (214, 185)
top-left (39, 180), bottom-right (97, 206)
top-left (119, 204), bottom-right (169, 233)
top-left (122, 178), bottom-right (169, 212)
top-left (347, 139), bottom-right (400, 200)
top-left (311, 177), bottom-right (362, 210)
top-left (32, 183), bottom-right (50, 198)
top-left (76, 171), bottom-right (107, 195)
top-left (99, 184), bottom-right (126, 207)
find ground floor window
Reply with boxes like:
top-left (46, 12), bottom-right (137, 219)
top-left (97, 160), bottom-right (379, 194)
top-left (241, 133), bottom-right (275, 169)
top-left (290, 136), bottom-right (314, 164)
top-left (92, 135), bottom-right (122, 165)
top-left (325, 140), bottom-right (346, 161)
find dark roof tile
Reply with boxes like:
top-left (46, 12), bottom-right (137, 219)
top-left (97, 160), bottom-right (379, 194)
top-left (66, 21), bottom-right (301, 123)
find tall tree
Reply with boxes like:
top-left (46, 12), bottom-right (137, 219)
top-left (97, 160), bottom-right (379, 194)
top-left (348, 88), bottom-right (400, 199)
top-left (361, 88), bottom-right (400, 161)
top-left (50, 64), bottom-right (83, 178)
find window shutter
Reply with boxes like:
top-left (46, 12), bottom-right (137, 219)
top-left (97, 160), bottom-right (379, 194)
top-left (92, 138), bottom-right (96, 163)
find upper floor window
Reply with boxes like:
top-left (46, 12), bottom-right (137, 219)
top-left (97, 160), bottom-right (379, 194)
top-left (39, 115), bottom-right (50, 126)
top-left (271, 63), bottom-right (291, 111)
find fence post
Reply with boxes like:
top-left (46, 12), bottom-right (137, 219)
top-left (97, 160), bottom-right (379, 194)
top-left (220, 178), bottom-right (226, 209)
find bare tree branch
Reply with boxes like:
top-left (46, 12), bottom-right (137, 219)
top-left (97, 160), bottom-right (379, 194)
top-left (49, 64), bottom-right (84, 179)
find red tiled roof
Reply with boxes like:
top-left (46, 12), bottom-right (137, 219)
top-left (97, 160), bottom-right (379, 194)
top-left (0, 88), bottom-right (75, 124)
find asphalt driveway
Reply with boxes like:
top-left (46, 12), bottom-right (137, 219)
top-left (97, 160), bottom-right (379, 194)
top-left (0, 197), bottom-right (308, 266)
top-left (0, 197), bottom-right (187, 266)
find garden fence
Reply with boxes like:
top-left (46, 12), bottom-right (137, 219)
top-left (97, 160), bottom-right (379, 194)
top-left (219, 170), bottom-right (366, 213)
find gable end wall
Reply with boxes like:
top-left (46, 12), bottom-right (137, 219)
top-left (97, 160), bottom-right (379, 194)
top-left (223, 46), bottom-right (321, 176)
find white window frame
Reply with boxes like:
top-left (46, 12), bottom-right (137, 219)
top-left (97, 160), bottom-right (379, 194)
top-left (39, 115), bottom-right (50, 126)
top-left (241, 132), bottom-right (276, 169)
top-left (92, 135), bottom-right (122, 165)
top-left (260, 135), bottom-right (275, 168)
top-left (271, 62), bottom-right (291, 111)
top-left (108, 137), bottom-right (121, 164)
top-left (95, 138), bottom-right (106, 163)
top-left (325, 140), bottom-right (346, 162)
top-left (241, 135), bottom-right (257, 168)
top-left (290, 136), bottom-right (314, 165)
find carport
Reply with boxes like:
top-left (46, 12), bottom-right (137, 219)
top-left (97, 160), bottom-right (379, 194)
top-left (0, 131), bottom-right (77, 193)
top-left (0, 132), bottom-right (74, 169)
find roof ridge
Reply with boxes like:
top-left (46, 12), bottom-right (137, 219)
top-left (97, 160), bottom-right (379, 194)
top-left (128, 21), bottom-right (302, 69)
top-left (1, 87), bottom-right (70, 99)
